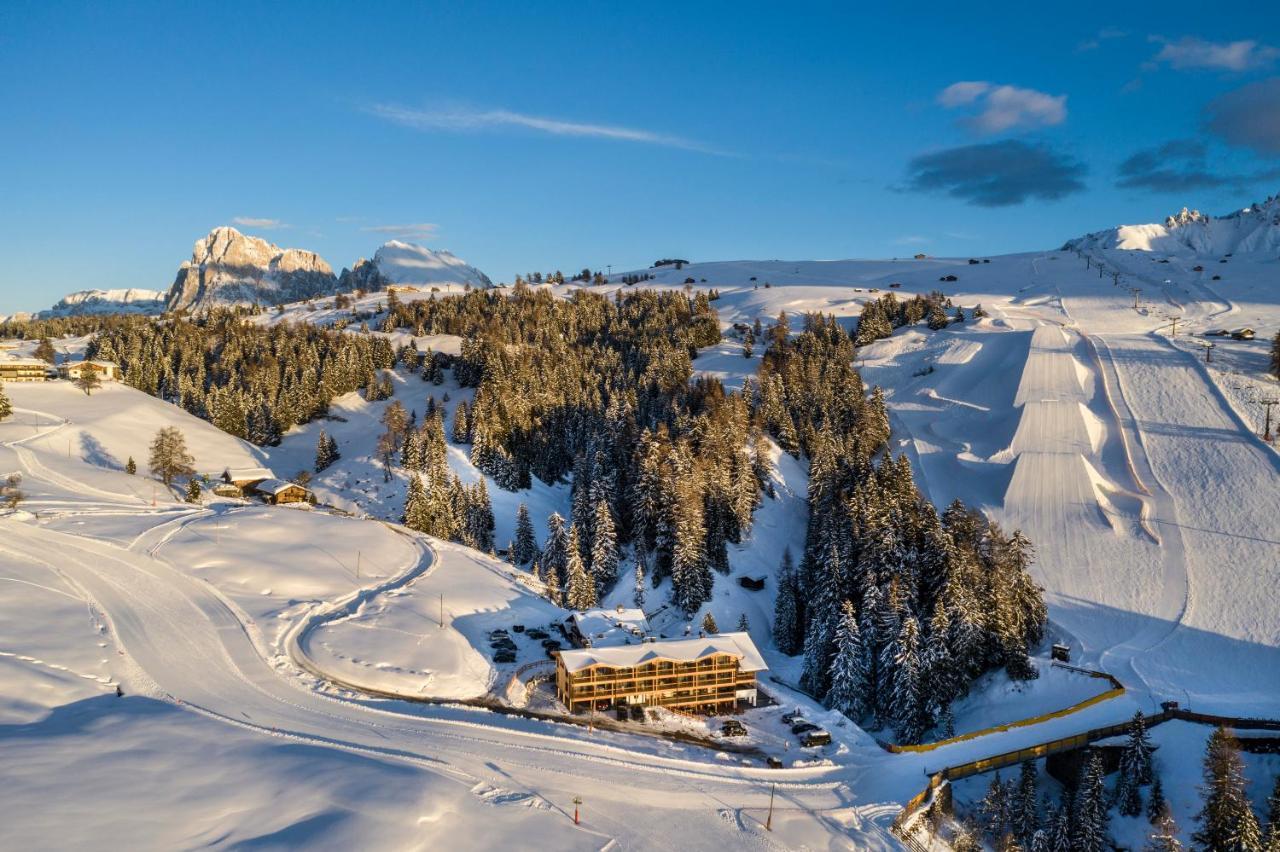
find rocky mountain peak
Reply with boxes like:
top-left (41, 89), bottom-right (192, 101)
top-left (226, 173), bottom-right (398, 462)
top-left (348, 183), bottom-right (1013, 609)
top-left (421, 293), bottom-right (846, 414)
top-left (167, 227), bottom-right (338, 312)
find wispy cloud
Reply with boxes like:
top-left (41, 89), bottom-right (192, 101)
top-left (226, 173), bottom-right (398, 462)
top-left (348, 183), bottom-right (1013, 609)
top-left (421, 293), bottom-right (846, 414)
top-left (936, 82), bottom-right (1067, 134)
top-left (366, 103), bottom-right (731, 155)
top-left (1077, 27), bottom-right (1127, 52)
top-left (232, 216), bottom-right (287, 229)
top-left (894, 235), bottom-right (931, 245)
top-left (360, 223), bottom-right (439, 241)
top-left (1148, 36), bottom-right (1279, 71)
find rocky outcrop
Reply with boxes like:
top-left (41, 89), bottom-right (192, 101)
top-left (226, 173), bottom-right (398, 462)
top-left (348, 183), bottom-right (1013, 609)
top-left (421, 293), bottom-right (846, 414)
top-left (336, 257), bottom-right (391, 293)
top-left (165, 227), bottom-right (338, 312)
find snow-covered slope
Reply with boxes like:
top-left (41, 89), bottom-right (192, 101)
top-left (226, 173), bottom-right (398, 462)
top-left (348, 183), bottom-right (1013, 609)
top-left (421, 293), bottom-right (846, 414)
top-left (372, 241), bottom-right (492, 289)
top-left (1066, 194), bottom-right (1280, 255)
top-left (39, 288), bottom-right (167, 318)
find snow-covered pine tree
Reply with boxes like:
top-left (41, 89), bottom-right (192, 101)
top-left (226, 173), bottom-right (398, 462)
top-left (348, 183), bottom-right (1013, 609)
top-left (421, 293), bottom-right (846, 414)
top-left (980, 772), bottom-right (1011, 841)
top-left (513, 503), bottom-right (538, 565)
top-left (590, 497), bottom-right (618, 593)
top-left (1125, 710), bottom-right (1156, 785)
top-left (1011, 759), bottom-right (1039, 843)
top-left (773, 549), bottom-right (802, 655)
top-left (0, 381), bottom-right (10, 422)
top-left (888, 614), bottom-right (929, 744)
top-left (1047, 794), bottom-right (1073, 852)
top-left (315, 429), bottom-right (336, 472)
top-left (922, 599), bottom-right (958, 715)
top-left (799, 555), bottom-right (842, 699)
top-left (737, 613), bottom-right (749, 632)
top-left (701, 612), bottom-right (718, 634)
top-left (1148, 776), bottom-right (1168, 825)
top-left (1193, 726), bottom-right (1264, 852)
top-left (825, 600), bottom-right (869, 721)
top-left (535, 560), bottom-right (562, 607)
top-left (632, 545), bottom-right (647, 609)
top-left (671, 479), bottom-right (710, 614)
top-left (185, 477), bottom-right (201, 503)
top-left (1073, 751), bottom-right (1110, 852)
top-left (541, 513), bottom-right (569, 589)
top-left (125, 456), bottom-right (136, 475)
top-left (564, 525), bottom-right (597, 610)
top-left (402, 475), bottom-right (429, 531)
top-left (1146, 814), bottom-right (1184, 852)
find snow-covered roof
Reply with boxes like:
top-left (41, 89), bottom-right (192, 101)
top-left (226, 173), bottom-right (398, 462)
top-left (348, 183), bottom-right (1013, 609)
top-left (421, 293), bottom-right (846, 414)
top-left (61, 359), bottom-right (119, 369)
top-left (568, 607), bottom-right (650, 647)
top-left (225, 467), bottom-right (275, 482)
top-left (557, 632), bottom-right (767, 674)
top-left (0, 355), bottom-right (49, 367)
top-left (253, 478), bottom-right (306, 496)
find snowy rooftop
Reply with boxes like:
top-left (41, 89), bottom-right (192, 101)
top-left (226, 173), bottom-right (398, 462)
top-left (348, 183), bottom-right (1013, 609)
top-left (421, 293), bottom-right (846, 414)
top-left (254, 478), bottom-right (305, 496)
top-left (225, 467), bottom-right (275, 483)
top-left (567, 607), bottom-right (650, 647)
top-left (557, 632), bottom-right (767, 673)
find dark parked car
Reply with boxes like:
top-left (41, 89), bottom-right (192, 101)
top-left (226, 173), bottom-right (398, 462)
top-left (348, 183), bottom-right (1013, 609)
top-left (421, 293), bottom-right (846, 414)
top-left (630, 704), bottom-right (645, 722)
top-left (781, 710), bottom-right (806, 725)
top-left (791, 722), bottom-right (819, 736)
top-left (616, 707), bottom-right (628, 722)
top-left (527, 629), bottom-right (549, 641)
top-left (766, 756), bottom-right (784, 769)
top-left (801, 730), bottom-right (832, 747)
top-left (493, 650), bottom-right (516, 664)
top-left (721, 720), bottom-right (747, 737)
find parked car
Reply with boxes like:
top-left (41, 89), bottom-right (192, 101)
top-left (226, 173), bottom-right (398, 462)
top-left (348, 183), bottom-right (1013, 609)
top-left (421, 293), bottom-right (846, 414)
top-left (630, 705), bottom-right (645, 722)
top-left (493, 650), bottom-right (516, 664)
top-left (791, 722), bottom-right (819, 736)
top-left (800, 729), bottom-right (832, 747)
top-left (781, 710), bottom-right (806, 725)
top-left (527, 629), bottom-right (549, 641)
top-left (766, 756), bottom-right (784, 769)
top-left (512, 624), bottom-right (525, 633)
top-left (616, 707), bottom-right (628, 722)
top-left (721, 720), bottom-right (747, 737)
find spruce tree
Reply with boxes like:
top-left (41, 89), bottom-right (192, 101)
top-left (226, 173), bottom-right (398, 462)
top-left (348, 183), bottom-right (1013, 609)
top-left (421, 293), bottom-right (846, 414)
top-left (632, 547), bottom-right (647, 609)
top-left (1011, 760), bottom-right (1039, 842)
top-left (701, 612), bottom-right (718, 634)
top-left (1073, 751), bottom-right (1110, 852)
top-left (125, 456), bottom-right (136, 475)
top-left (564, 524), bottom-right (597, 610)
top-left (1124, 710), bottom-right (1156, 785)
top-left (737, 613), bottom-right (749, 632)
top-left (541, 513), bottom-right (569, 589)
top-left (773, 549), bottom-right (802, 655)
top-left (402, 475), bottom-right (429, 531)
top-left (185, 477), bottom-right (202, 503)
top-left (888, 614), bottom-right (929, 744)
top-left (513, 503), bottom-right (537, 565)
top-left (1193, 726), bottom-right (1264, 852)
top-left (1047, 795), bottom-right (1073, 852)
top-left (980, 772), bottom-right (1011, 841)
top-left (315, 429), bottom-right (336, 472)
top-left (0, 381), bottom-right (10, 422)
top-left (1148, 776), bottom-right (1169, 825)
top-left (590, 497), bottom-right (618, 593)
top-left (825, 600), bottom-right (869, 721)
top-left (1146, 814), bottom-right (1184, 852)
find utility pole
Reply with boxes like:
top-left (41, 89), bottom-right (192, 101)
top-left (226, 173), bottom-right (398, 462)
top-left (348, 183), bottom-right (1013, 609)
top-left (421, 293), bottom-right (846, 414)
top-left (766, 783), bottom-right (776, 831)
top-left (1203, 342), bottom-right (1215, 363)
top-left (1256, 398), bottom-right (1279, 442)
top-left (439, 593), bottom-right (444, 628)
top-left (356, 550), bottom-right (361, 580)
top-left (1169, 316), bottom-right (1180, 337)
top-left (1133, 289), bottom-right (1142, 310)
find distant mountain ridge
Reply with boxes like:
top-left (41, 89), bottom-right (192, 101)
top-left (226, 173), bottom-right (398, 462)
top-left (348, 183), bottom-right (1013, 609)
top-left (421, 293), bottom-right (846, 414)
top-left (40, 288), bottom-right (168, 318)
top-left (1065, 194), bottom-right (1280, 255)
top-left (166, 226), bottom-right (339, 312)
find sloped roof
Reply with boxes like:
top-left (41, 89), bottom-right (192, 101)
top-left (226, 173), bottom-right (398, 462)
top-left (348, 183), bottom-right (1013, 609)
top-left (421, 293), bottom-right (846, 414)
top-left (253, 478), bottom-right (306, 496)
top-left (225, 467), bottom-right (275, 482)
top-left (568, 607), bottom-right (649, 647)
top-left (557, 632), bottom-right (767, 674)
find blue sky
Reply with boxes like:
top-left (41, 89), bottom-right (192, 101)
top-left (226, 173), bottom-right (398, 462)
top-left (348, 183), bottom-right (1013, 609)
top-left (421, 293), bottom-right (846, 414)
top-left (2, 1), bottom-right (1279, 312)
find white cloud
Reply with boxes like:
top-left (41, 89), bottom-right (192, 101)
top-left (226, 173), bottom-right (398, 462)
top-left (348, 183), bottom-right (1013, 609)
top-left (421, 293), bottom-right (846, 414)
top-left (1149, 36), bottom-right (1279, 71)
top-left (937, 81), bottom-right (991, 107)
top-left (360, 223), bottom-right (439, 240)
top-left (232, 216), bottom-right (287, 229)
top-left (894, 234), bottom-right (931, 245)
top-left (1077, 26), bottom-right (1127, 52)
top-left (366, 103), bottom-right (730, 155)
top-left (937, 82), bottom-right (1067, 133)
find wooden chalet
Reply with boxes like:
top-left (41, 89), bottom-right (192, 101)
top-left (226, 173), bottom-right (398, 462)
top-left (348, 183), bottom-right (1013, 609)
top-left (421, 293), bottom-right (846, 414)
top-left (0, 357), bottom-right (52, 382)
top-left (58, 359), bottom-right (120, 381)
top-left (253, 478), bottom-right (311, 505)
top-left (222, 467), bottom-right (276, 495)
top-left (555, 632), bottom-right (765, 715)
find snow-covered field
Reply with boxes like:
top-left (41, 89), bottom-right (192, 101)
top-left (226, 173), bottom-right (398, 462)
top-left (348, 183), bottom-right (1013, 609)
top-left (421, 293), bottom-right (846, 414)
top-left (3, 205), bottom-right (1280, 848)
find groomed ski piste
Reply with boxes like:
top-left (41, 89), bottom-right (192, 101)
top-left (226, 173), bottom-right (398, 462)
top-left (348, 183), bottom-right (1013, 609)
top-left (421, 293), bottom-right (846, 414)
top-left (2, 232), bottom-right (1279, 848)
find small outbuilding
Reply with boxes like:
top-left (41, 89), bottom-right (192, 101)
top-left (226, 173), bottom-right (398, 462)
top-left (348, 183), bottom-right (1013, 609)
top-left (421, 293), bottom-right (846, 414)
top-left (252, 478), bottom-right (311, 505)
top-left (223, 467), bottom-right (276, 495)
